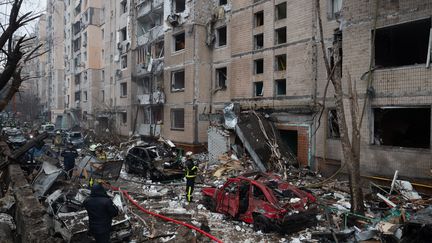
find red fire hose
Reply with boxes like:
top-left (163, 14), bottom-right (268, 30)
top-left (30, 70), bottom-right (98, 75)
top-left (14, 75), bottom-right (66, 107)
top-left (110, 186), bottom-right (223, 243)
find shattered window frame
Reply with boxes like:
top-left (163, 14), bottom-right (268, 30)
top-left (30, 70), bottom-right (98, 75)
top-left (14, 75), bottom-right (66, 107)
top-left (275, 27), bottom-right (287, 45)
top-left (374, 18), bottom-right (432, 68)
top-left (274, 79), bottom-right (286, 96)
top-left (120, 27), bottom-right (127, 41)
top-left (327, 0), bottom-right (342, 19)
top-left (216, 26), bottom-right (227, 47)
top-left (173, 32), bottom-right (185, 52)
top-left (254, 33), bottom-right (264, 50)
top-left (219, 0), bottom-right (228, 6)
top-left (254, 81), bottom-right (264, 97)
top-left (327, 109), bottom-right (340, 139)
top-left (171, 69), bottom-right (185, 92)
top-left (275, 2), bottom-right (287, 21)
top-left (120, 82), bottom-right (128, 97)
top-left (275, 54), bottom-right (287, 71)
top-left (254, 11), bottom-right (264, 27)
top-left (215, 67), bottom-right (227, 89)
top-left (120, 0), bottom-right (127, 14)
top-left (254, 58), bottom-right (264, 74)
top-left (173, 0), bottom-right (186, 13)
top-left (121, 54), bottom-right (128, 69)
top-left (171, 108), bottom-right (185, 130)
top-left (372, 107), bottom-right (431, 149)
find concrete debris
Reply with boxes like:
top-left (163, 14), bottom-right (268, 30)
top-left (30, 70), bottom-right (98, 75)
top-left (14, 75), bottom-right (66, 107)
top-left (394, 180), bottom-right (422, 200)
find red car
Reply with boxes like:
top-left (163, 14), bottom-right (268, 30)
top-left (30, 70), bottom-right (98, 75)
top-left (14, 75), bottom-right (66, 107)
top-left (202, 172), bottom-right (318, 233)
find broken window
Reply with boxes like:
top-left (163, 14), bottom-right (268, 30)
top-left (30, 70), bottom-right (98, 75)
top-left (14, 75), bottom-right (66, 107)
top-left (140, 77), bottom-right (151, 94)
top-left (120, 27), bottom-right (127, 41)
top-left (171, 108), bottom-right (185, 130)
top-left (219, 0), bottom-right (227, 5)
top-left (374, 107), bottom-right (431, 148)
top-left (174, 32), bottom-right (185, 52)
top-left (216, 26), bottom-right (227, 47)
top-left (120, 82), bottom-right (127, 97)
top-left (253, 185), bottom-right (266, 201)
top-left (254, 11), bottom-right (264, 27)
top-left (216, 67), bottom-right (227, 89)
top-left (74, 74), bottom-right (80, 85)
top-left (121, 112), bottom-right (127, 124)
top-left (155, 40), bottom-right (164, 58)
top-left (74, 91), bottom-right (80, 101)
top-left (73, 37), bottom-right (81, 52)
top-left (275, 2), bottom-right (287, 20)
top-left (174, 0), bottom-right (186, 13)
top-left (120, 0), bottom-right (127, 14)
top-left (275, 54), bottom-right (286, 71)
top-left (374, 18), bottom-right (431, 68)
top-left (275, 79), bottom-right (286, 96)
top-left (254, 81), bottom-right (264, 97)
top-left (121, 55), bottom-right (128, 69)
top-left (171, 70), bottom-right (185, 91)
top-left (327, 0), bottom-right (342, 19)
top-left (275, 27), bottom-right (287, 45)
top-left (254, 59), bottom-right (264, 74)
top-left (328, 109), bottom-right (340, 139)
top-left (83, 91), bottom-right (88, 101)
top-left (254, 33), bottom-right (264, 49)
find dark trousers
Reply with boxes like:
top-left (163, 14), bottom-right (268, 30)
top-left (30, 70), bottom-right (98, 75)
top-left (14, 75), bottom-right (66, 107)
top-left (186, 178), bottom-right (195, 202)
top-left (64, 163), bottom-right (74, 179)
top-left (93, 232), bottom-right (110, 243)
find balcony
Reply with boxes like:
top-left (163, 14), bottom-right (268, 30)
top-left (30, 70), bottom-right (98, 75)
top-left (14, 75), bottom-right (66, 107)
top-left (137, 94), bottom-right (150, 105)
top-left (137, 0), bottom-right (163, 19)
top-left (137, 123), bottom-right (161, 137)
top-left (137, 25), bottom-right (164, 46)
top-left (135, 63), bottom-right (149, 76)
top-left (136, 91), bottom-right (165, 105)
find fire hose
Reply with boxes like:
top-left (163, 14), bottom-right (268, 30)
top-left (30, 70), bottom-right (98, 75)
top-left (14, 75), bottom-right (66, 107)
top-left (109, 185), bottom-right (224, 243)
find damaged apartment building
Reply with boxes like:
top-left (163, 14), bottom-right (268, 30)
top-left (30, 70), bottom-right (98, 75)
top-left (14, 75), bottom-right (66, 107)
top-left (162, 0), bottom-right (432, 181)
top-left (132, 0), bottom-right (165, 137)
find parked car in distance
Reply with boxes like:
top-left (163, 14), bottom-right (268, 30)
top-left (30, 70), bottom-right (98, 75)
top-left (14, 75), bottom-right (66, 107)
top-left (124, 145), bottom-right (183, 180)
top-left (41, 123), bottom-right (55, 137)
top-left (201, 172), bottom-right (318, 234)
top-left (64, 131), bottom-right (84, 148)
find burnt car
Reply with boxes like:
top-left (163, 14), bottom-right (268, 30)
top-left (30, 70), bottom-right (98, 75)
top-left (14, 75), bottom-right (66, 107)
top-left (201, 172), bottom-right (318, 234)
top-left (124, 145), bottom-right (183, 180)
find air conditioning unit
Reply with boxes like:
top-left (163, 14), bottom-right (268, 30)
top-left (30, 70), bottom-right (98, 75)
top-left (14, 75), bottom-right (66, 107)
top-left (167, 14), bottom-right (180, 27)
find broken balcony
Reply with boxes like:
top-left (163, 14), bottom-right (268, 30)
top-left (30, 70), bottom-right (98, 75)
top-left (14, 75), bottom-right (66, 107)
top-left (137, 0), bottom-right (163, 19)
top-left (137, 123), bottom-right (162, 137)
top-left (137, 91), bottom-right (165, 105)
top-left (137, 25), bottom-right (164, 46)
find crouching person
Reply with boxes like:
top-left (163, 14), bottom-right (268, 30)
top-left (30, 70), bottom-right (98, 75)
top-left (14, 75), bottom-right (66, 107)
top-left (83, 183), bottom-right (119, 243)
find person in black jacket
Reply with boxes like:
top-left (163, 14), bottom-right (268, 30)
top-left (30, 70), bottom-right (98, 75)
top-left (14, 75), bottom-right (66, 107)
top-left (61, 143), bottom-right (79, 178)
top-left (184, 151), bottom-right (198, 202)
top-left (83, 183), bottom-right (119, 243)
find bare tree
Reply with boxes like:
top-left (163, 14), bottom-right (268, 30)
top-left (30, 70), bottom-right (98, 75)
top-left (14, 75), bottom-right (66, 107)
top-left (0, 0), bottom-right (42, 111)
top-left (313, 0), bottom-right (381, 214)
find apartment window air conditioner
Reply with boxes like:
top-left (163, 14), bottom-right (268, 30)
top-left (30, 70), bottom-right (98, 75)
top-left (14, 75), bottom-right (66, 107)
top-left (167, 14), bottom-right (180, 27)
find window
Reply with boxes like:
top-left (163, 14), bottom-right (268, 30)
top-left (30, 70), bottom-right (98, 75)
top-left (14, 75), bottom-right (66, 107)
top-left (254, 59), bottom-right (264, 74)
top-left (254, 11), bottom-right (264, 27)
top-left (155, 40), bottom-right (164, 58)
top-left (102, 49), bottom-right (105, 60)
top-left (275, 2), bottom-right (287, 20)
top-left (101, 90), bottom-right (105, 102)
top-left (139, 77), bottom-right (151, 94)
top-left (254, 81), bottom-right (263, 97)
top-left (174, 0), bottom-right (186, 13)
top-left (171, 70), bottom-right (185, 91)
top-left (121, 55), bottom-right (128, 69)
top-left (120, 0), bottom-right (127, 14)
top-left (373, 107), bottom-right (430, 148)
top-left (120, 82), bottom-right (127, 97)
top-left (253, 185), bottom-right (266, 201)
top-left (83, 91), bottom-right (88, 101)
top-left (374, 18), bottom-right (431, 68)
top-left (328, 109), bottom-right (340, 139)
top-left (75, 91), bottom-right (80, 101)
top-left (171, 109), bottom-right (185, 130)
top-left (73, 37), bottom-right (81, 52)
top-left (254, 33), bottom-right (264, 49)
top-left (328, 0), bottom-right (342, 19)
top-left (216, 26), bottom-right (227, 47)
top-left (219, 0), bottom-right (227, 5)
top-left (121, 112), bottom-right (127, 124)
top-left (275, 27), bottom-right (287, 45)
top-left (275, 79), bottom-right (286, 96)
top-left (120, 27), bottom-right (127, 41)
top-left (174, 32), bottom-right (185, 51)
top-left (75, 74), bottom-right (81, 85)
top-left (275, 54), bottom-right (286, 71)
top-left (216, 67), bottom-right (227, 89)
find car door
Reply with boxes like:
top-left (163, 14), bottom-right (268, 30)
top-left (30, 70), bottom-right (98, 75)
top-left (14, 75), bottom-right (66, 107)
top-left (216, 179), bottom-right (240, 218)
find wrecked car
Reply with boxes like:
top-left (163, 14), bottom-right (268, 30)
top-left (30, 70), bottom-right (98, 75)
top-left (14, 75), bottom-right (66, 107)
top-left (4, 127), bottom-right (27, 148)
top-left (124, 145), bottom-right (184, 180)
top-left (64, 131), bottom-right (85, 148)
top-left (46, 188), bottom-right (132, 242)
top-left (202, 172), bottom-right (318, 234)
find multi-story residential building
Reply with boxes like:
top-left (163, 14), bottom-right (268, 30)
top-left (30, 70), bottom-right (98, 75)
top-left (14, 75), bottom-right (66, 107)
top-left (131, 0), bottom-right (165, 137)
top-left (34, 14), bottom-right (48, 118)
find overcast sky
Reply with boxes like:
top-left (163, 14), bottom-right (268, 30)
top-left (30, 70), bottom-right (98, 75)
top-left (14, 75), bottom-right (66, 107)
top-left (0, 0), bottom-right (47, 34)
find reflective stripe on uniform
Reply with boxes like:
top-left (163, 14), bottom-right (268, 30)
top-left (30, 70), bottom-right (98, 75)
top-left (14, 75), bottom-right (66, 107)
top-left (186, 166), bottom-right (198, 178)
